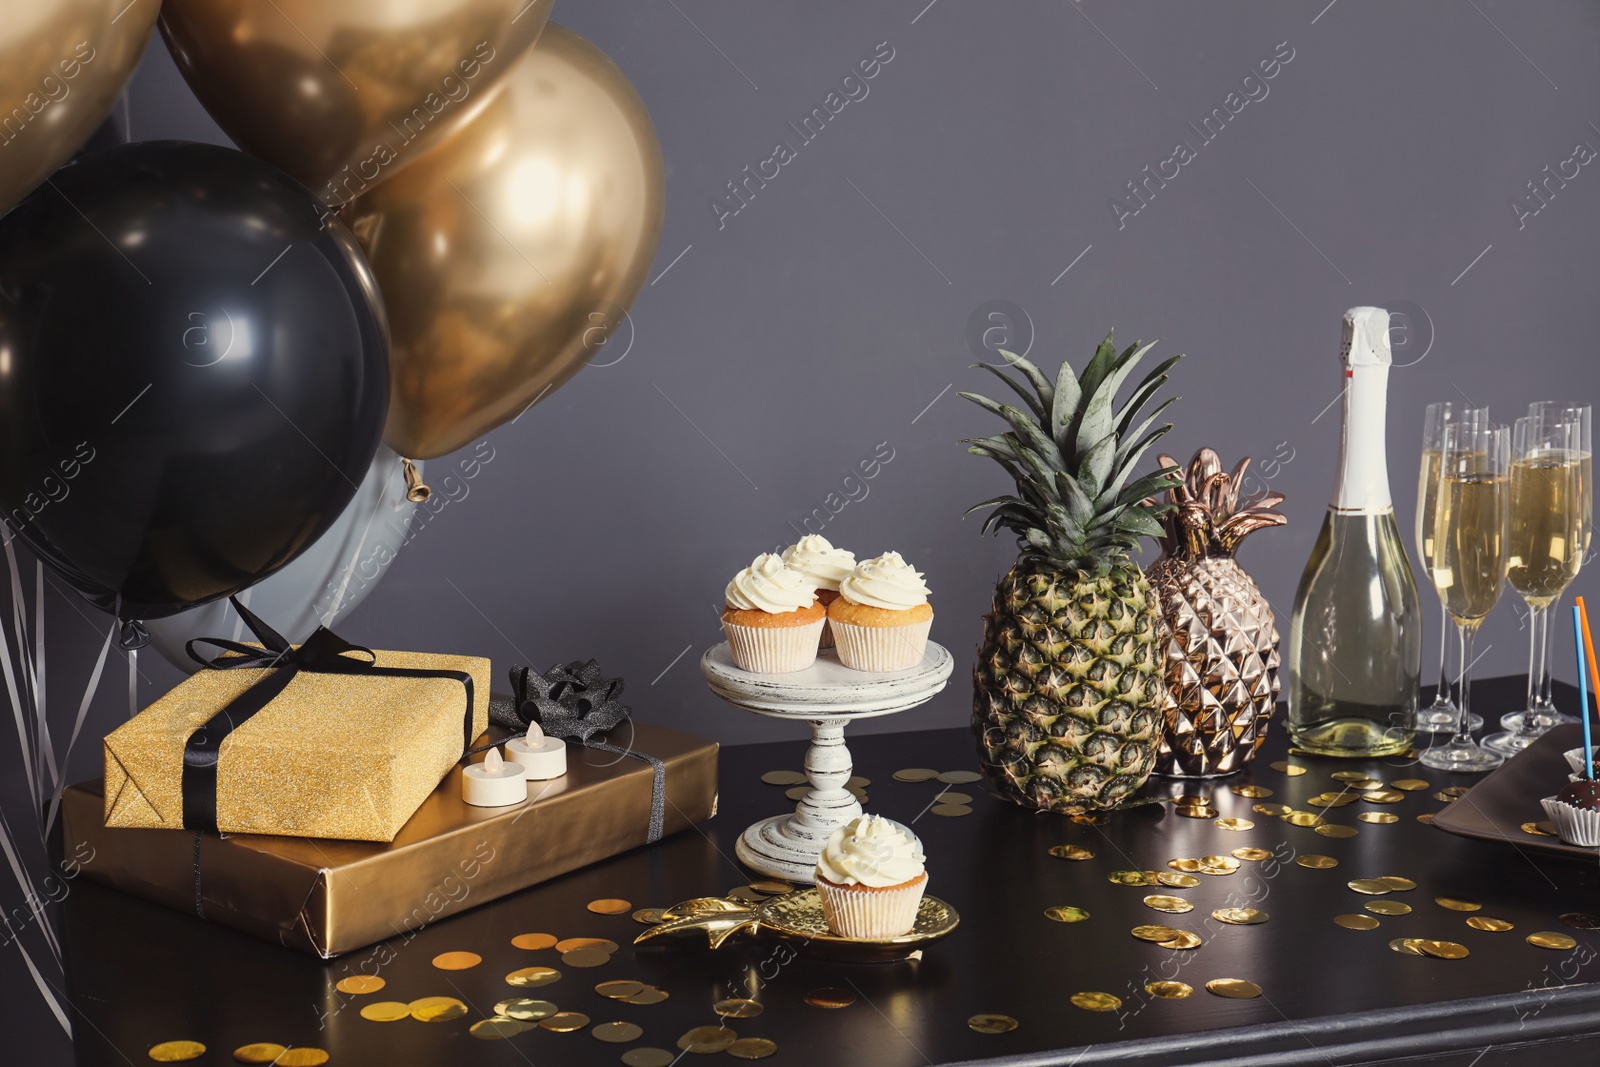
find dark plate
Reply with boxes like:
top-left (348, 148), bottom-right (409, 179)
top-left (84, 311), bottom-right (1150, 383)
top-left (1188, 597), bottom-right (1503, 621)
top-left (1430, 723), bottom-right (1599, 860)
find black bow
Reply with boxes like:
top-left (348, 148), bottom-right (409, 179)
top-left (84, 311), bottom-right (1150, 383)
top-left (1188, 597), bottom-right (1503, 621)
top-left (508, 660), bottom-right (629, 742)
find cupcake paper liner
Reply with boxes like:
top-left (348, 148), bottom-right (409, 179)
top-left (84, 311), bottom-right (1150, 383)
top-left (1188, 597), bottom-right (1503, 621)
top-left (1564, 748), bottom-right (1597, 776)
top-left (816, 873), bottom-right (928, 939)
top-left (830, 617), bottom-right (932, 672)
top-left (722, 617), bottom-right (825, 674)
top-left (1540, 795), bottom-right (1600, 847)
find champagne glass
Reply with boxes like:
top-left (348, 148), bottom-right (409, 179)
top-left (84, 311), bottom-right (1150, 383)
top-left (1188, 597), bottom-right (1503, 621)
top-left (1420, 422), bottom-right (1509, 773)
top-left (1485, 410), bottom-right (1589, 752)
top-left (1414, 403), bottom-right (1489, 732)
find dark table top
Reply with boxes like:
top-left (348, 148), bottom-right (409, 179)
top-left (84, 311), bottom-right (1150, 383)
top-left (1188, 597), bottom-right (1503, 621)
top-left (63, 676), bottom-right (1600, 1067)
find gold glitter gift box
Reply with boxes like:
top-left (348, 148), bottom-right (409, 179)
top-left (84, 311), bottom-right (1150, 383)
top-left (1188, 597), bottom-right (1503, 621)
top-left (101, 648), bottom-right (491, 841)
top-left (64, 720), bottom-right (719, 957)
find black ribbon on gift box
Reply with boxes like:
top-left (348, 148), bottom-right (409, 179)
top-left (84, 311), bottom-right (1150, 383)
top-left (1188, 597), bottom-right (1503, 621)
top-left (183, 597), bottom-right (475, 836)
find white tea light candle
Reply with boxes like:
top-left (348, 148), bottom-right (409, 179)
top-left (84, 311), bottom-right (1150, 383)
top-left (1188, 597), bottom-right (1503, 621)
top-left (506, 723), bottom-right (567, 781)
top-left (462, 746), bottom-right (528, 807)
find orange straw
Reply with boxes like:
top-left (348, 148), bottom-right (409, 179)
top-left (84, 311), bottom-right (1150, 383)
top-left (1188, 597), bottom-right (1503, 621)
top-left (1577, 596), bottom-right (1600, 752)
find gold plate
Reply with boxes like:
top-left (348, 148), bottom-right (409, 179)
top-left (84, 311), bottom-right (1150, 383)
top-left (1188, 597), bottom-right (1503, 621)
top-left (506, 966), bottom-right (562, 988)
top-left (939, 770), bottom-right (984, 784)
top-left (1215, 817), bottom-right (1255, 831)
top-left (556, 937), bottom-right (619, 953)
top-left (678, 1025), bottom-right (737, 1052)
top-left (1316, 825), bottom-right (1359, 839)
top-left (1296, 855), bottom-right (1339, 870)
top-left (1419, 940), bottom-right (1470, 959)
top-left (968, 1013), bottom-right (1018, 1034)
top-left (1158, 872), bottom-right (1201, 889)
top-left (1071, 991), bottom-right (1121, 1012)
top-left (431, 951), bottom-right (481, 970)
top-left (1143, 895), bottom-right (1194, 913)
top-left (1389, 938), bottom-right (1426, 956)
top-left (470, 1019), bottom-right (529, 1041)
top-left (714, 999), bottom-right (764, 1019)
top-left (497, 999), bottom-right (558, 1020)
top-left (1366, 900), bottom-right (1411, 916)
top-left (1231, 784), bottom-right (1274, 798)
top-left (1378, 876), bottom-right (1417, 891)
top-left (1160, 931), bottom-right (1203, 949)
top-left (1050, 845), bottom-right (1095, 860)
top-left (335, 975), bottom-right (385, 995)
top-left (1212, 908), bottom-right (1268, 925)
top-left (1435, 897), bottom-right (1481, 912)
top-left (1347, 880), bottom-right (1392, 895)
top-left (358, 1002), bottom-right (412, 1022)
top-left (1045, 906), bottom-right (1090, 923)
top-left (622, 1051), bottom-right (677, 1067)
top-left (274, 1050), bottom-right (328, 1067)
top-left (624, 986), bottom-right (670, 1005)
top-left (1527, 931), bottom-right (1579, 950)
top-left (589, 898), bottom-right (633, 915)
top-left (148, 1042), bottom-right (207, 1063)
top-left (541, 1011), bottom-right (591, 1033)
top-left (1146, 980), bottom-right (1194, 999)
top-left (761, 770), bottom-right (806, 785)
top-left (594, 1021), bottom-right (645, 1043)
top-left (1335, 914), bottom-right (1380, 930)
top-left (1561, 913), bottom-right (1600, 930)
top-left (512, 932), bottom-right (558, 950)
top-left (727, 1037), bottom-right (778, 1060)
top-left (1359, 812), bottom-right (1400, 825)
top-left (232, 1044), bottom-right (287, 1065)
top-left (805, 988), bottom-right (856, 1009)
top-left (633, 908), bottom-right (668, 925)
top-left (597, 980), bottom-right (645, 1000)
top-left (1232, 847), bottom-right (1273, 861)
top-left (562, 948), bottom-right (612, 968)
top-left (1466, 916), bottom-right (1514, 932)
top-left (1132, 924), bottom-right (1184, 942)
top-left (1205, 979), bottom-right (1262, 999)
top-left (1391, 778), bottom-right (1431, 791)
top-left (893, 768), bottom-right (939, 782)
top-left (409, 996), bottom-right (468, 1023)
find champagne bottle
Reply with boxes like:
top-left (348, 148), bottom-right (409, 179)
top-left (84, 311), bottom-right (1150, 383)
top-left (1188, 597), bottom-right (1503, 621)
top-left (1287, 307), bottom-right (1422, 756)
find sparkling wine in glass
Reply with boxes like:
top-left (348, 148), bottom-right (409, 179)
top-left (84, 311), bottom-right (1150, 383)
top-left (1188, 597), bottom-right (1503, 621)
top-left (1414, 403), bottom-right (1488, 733)
top-left (1484, 411), bottom-right (1588, 754)
top-left (1420, 422), bottom-right (1509, 773)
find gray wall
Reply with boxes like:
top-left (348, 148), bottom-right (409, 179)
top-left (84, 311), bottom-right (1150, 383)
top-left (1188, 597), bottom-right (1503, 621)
top-left (5, 2), bottom-right (1600, 1059)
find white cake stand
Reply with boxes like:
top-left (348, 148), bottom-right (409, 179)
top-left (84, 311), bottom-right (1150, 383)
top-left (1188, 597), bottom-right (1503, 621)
top-left (701, 641), bottom-right (954, 883)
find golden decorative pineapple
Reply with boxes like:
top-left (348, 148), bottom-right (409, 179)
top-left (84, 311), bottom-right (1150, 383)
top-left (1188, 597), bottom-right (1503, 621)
top-left (1145, 448), bottom-right (1287, 777)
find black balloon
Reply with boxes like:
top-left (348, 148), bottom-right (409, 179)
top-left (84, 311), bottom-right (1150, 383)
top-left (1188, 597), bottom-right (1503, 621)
top-left (0, 141), bottom-right (388, 620)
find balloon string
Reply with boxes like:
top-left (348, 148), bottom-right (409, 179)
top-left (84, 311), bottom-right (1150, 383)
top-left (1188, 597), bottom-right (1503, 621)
top-left (127, 646), bottom-right (137, 720)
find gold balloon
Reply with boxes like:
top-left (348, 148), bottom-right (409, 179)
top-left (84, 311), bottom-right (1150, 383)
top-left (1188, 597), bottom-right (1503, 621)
top-left (0, 0), bottom-right (158, 215)
top-left (346, 23), bottom-right (665, 459)
top-left (158, 0), bottom-right (552, 204)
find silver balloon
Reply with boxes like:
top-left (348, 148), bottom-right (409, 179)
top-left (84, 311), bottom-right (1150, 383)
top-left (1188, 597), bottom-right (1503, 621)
top-left (147, 447), bottom-right (421, 673)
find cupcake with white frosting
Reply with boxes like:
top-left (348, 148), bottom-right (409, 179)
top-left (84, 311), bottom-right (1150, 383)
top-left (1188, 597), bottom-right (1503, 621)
top-left (827, 551), bottom-right (933, 671)
top-left (781, 535), bottom-right (856, 648)
top-left (814, 814), bottom-right (928, 938)
top-left (722, 553), bottom-right (824, 673)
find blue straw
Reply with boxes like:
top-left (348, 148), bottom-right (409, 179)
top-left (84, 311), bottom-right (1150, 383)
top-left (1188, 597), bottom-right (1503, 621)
top-left (1575, 605), bottom-right (1594, 781)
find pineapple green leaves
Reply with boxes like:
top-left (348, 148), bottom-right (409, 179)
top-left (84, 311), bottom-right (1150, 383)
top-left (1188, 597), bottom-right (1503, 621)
top-left (961, 332), bottom-right (1183, 575)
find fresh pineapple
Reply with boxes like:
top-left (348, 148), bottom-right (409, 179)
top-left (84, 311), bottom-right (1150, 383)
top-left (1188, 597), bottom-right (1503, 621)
top-left (962, 333), bottom-right (1182, 812)
top-left (1145, 449), bottom-right (1287, 777)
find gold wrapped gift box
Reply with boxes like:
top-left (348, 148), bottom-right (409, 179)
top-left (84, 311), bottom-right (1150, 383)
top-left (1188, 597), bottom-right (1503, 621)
top-left (103, 650), bottom-right (490, 842)
top-left (64, 721), bottom-right (718, 957)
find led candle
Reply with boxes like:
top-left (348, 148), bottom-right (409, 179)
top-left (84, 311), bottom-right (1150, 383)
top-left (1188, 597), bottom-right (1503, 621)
top-left (462, 746), bottom-right (528, 807)
top-left (505, 722), bottom-right (567, 781)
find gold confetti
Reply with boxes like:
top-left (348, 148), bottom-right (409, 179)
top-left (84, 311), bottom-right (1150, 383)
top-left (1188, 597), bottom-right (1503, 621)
top-left (893, 768), bottom-right (939, 782)
top-left (727, 887), bottom-right (768, 904)
top-left (594, 1021), bottom-right (646, 1043)
top-left (1467, 917), bottom-right (1514, 932)
top-left (512, 932), bottom-right (558, 950)
top-left (939, 770), bottom-right (984, 784)
top-left (148, 1043), bottom-right (207, 1064)
top-left (805, 988), bottom-right (856, 1009)
top-left (1206, 979), bottom-right (1263, 998)
top-left (1521, 821), bottom-right (1557, 837)
top-left (1071, 811), bottom-right (1110, 826)
top-left (1335, 914), bottom-right (1380, 930)
top-left (1132, 924), bottom-right (1184, 942)
top-left (1200, 855), bottom-right (1241, 872)
top-left (1416, 813), bottom-right (1436, 825)
top-left (1050, 844), bottom-right (1094, 860)
top-left (1316, 824), bottom-right (1359, 839)
top-left (506, 966), bottom-right (562, 988)
top-left (1419, 940), bottom-right (1470, 959)
top-left (1045, 906), bottom-right (1090, 923)
top-left (1432, 792), bottom-right (1457, 803)
top-left (410, 996), bottom-right (469, 1022)
top-left (1175, 805), bottom-right (1219, 819)
top-left (622, 1051), bottom-right (677, 1067)
top-left (1253, 803), bottom-right (1292, 817)
top-left (1378, 876), bottom-right (1417, 891)
top-left (1347, 879), bottom-right (1392, 895)
top-left (588, 898), bottom-right (632, 915)
top-left (1366, 901), bottom-right (1412, 916)
top-left (1212, 908), bottom-right (1269, 925)
top-left (1331, 770), bottom-right (1368, 782)
top-left (761, 770), bottom-right (806, 785)
top-left (1359, 812), bottom-right (1400, 825)
top-left (497, 999), bottom-right (558, 1020)
top-left (1144, 895), bottom-right (1194, 913)
top-left (633, 908), bottom-right (667, 925)
top-left (931, 803), bottom-right (972, 817)
top-left (1307, 793), bottom-right (1359, 808)
top-left (624, 986), bottom-right (670, 1005)
top-left (1215, 817), bottom-right (1255, 831)
top-left (1111, 870), bottom-right (1160, 886)
top-left (847, 776), bottom-right (871, 788)
top-left (359, 1002), bottom-right (412, 1022)
top-left (1391, 778), bottom-right (1431, 791)
top-left (1285, 812), bottom-right (1326, 828)
top-left (934, 791), bottom-right (974, 804)
top-left (431, 951), bottom-right (482, 971)
top-left (727, 1038), bottom-right (779, 1060)
top-left (597, 981), bottom-right (645, 1000)
top-left (967, 1014), bottom-right (1018, 1034)
top-left (556, 937), bottom-right (618, 953)
top-left (1296, 854), bottom-right (1339, 869)
top-left (1350, 778), bottom-right (1387, 791)
top-left (231, 1045), bottom-right (286, 1064)
top-left (1561, 913), bottom-right (1600, 930)
top-left (541, 1012), bottom-right (591, 1033)
top-left (1389, 937), bottom-right (1426, 956)
top-left (1158, 872), bottom-right (1201, 889)
top-left (785, 786), bottom-right (810, 801)
top-left (335, 975), bottom-right (385, 994)
top-left (1232, 847), bottom-right (1273, 861)
top-left (1363, 789), bottom-right (1405, 803)
top-left (470, 1020), bottom-right (529, 1041)
top-left (1167, 859), bottom-right (1203, 874)
top-left (1071, 992), bottom-right (1121, 1012)
top-left (1436, 897), bottom-right (1482, 912)
top-left (714, 999), bottom-right (764, 1019)
top-left (1439, 786), bottom-right (1470, 799)
top-left (1174, 794), bottom-right (1211, 806)
top-left (1231, 784), bottom-right (1274, 798)
top-left (1270, 761), bottom-right (1307, 776)
top-left (678, 1026), bottom-right (737, 1053)
top-left (274, 1051), bottom-right (329, 1067)
top-left (751, 880), bottom-right (792, 895)
top-left (562, 948), bottom-right (612, 968)
top-left (1146, 980), bottom-right (1194, 998)
top-left (1528, 932), bottom-right (1579, 950)
top-left (1160, 931), bottom-right (1203, 949)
